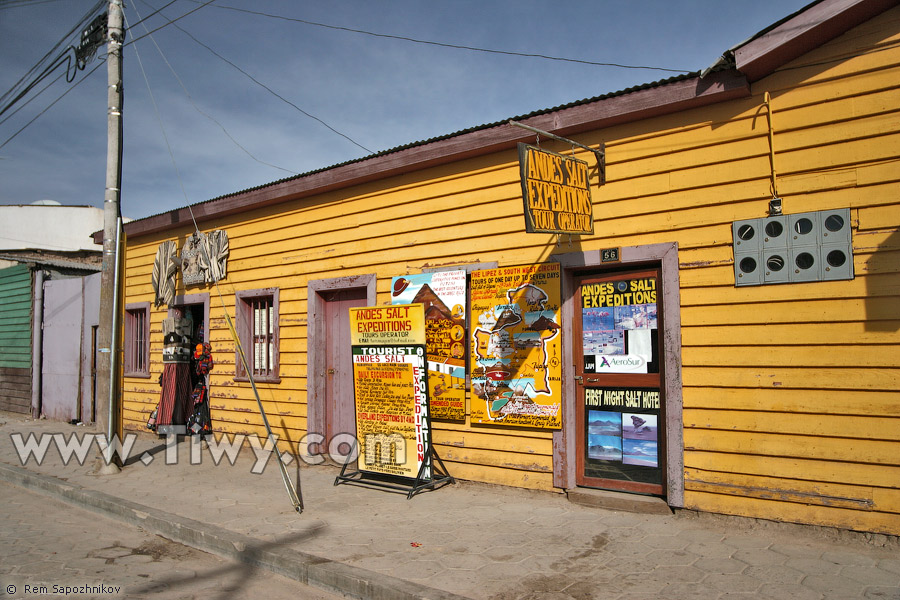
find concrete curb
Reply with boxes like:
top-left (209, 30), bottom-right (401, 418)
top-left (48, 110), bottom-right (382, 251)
top-left (0, 462), bottom-right (471, 600)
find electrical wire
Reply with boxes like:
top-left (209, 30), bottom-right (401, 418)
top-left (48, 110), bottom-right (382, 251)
top-left (0, 70), bottom-right (65, 129)
top-left (128, 4), bottom-right (298, 175)
top-left (0, 0), bottom-right (70, 10)
top-left (134, 1), bottom-right (374, 154)
top-left (0, 0), bottom-right (105, 107)
top-left (0, 61), bottom-right (103, 151)
top-left (123, 0), bottom-right (219, 48)
top-left (207, 3), bottom-right (692, 74)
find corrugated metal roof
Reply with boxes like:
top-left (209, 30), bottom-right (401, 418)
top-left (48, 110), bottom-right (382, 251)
top-left (129, 0), bottom-right (836, 226)
top-left (133, 70), bottom-right (701, 225)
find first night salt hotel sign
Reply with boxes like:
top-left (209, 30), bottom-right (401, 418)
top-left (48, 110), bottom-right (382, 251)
top-left (519, 143), bottom-right (594, 235)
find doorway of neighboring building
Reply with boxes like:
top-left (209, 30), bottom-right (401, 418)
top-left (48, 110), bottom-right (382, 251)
top-left (573, 266), bottom-right (665, 495)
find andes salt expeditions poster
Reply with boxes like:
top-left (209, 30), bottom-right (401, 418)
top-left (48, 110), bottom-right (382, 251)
top-left (349, 304), bottom-right (429, 479)
top-left (391, 271), bottom-right (467, 421)
top-left (469, 264), bottom-right (562, 429)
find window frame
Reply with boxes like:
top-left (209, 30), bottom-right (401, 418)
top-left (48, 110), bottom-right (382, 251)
top-left (234, 288), bottom-right (280, 383)
top-left (123, 302), bottom-right (151, 378)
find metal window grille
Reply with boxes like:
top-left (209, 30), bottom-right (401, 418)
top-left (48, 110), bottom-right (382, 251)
top-left (251, 297), bottom-right (274, 377)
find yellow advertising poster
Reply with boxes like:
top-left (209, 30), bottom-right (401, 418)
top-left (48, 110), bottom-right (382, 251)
top-left (350, 304), bottom-right (426, 346)
top-left (391, 271), bottom-right (467, 421)
top-left (353, 354), bottom-right (425, 479)
top-left (349, 303), bottom-right (430, 479)
top-left (469, 263), bottom-right (562, 429)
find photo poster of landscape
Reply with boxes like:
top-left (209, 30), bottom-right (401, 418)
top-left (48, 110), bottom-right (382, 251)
top-left (580, 277), bottom-right (659, 374)
top-left (469, 264), bottom-right (562, 429)
top-left (391, 270), bottom-right (467, 421)
top-left (583, 387), bottom-right (662, 485)
top-left (349, 304), bottom-right (430, 480)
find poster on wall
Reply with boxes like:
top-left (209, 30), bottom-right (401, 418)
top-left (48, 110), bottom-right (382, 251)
top-left (349, 304), bottom-right (430, 479)
top-left (581, 277), bottom-right (658, 374)
top-left (469, 264), bottom-right (562, 429)
top-left (391, 271), bottom-right (467, 421)
top-left (583, 387), bottom-right (661, 486)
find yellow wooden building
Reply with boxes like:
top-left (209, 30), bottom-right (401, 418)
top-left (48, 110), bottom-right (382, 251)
top-left (115, 0), bottom-right (900, 535)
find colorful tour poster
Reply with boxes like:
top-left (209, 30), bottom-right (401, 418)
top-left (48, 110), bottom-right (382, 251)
top-left (349, 304), bottom-right (430, 479)
top-left (580, 277), bottom-right (658, 374)
top-left (583, 386), bottom-right (661, 486)
top-left (469, 264), bottom-right (562, 429)
top-left (391, 271), bottom-right (467, 421)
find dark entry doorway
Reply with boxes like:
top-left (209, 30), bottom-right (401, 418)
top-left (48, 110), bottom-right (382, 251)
top-left (574, 266), bottom-right (665, 495)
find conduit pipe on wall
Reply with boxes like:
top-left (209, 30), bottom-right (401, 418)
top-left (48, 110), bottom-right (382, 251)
top-left (764, 91), bottom-right (779, 200)
top-left (106, 217), bottom-right (124, 463)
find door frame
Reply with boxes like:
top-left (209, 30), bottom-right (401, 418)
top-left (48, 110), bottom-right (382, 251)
top-left (307, 274), bottom-right (377, 441)
top-left (553, 242), bottom-right (684, 507)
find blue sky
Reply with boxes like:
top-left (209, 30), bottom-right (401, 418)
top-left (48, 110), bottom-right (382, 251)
top-left (0, 0), bottom-right (813, 221)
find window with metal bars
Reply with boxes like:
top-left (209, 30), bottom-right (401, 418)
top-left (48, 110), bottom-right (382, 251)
top-left (235, 288), bottom-right (280, 382)
top-left (124, 302), bottom-right (150, 377)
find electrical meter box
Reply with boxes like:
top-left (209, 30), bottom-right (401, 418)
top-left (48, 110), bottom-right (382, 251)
top-left (733, 208), bottom-right (852, 287)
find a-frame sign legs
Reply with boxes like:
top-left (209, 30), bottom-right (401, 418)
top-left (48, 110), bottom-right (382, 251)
top-left (334, 443), bottom-right (454, 499)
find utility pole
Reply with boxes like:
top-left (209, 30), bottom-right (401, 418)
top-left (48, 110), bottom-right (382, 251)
top-left (96, 0), bottom-right (125, 474)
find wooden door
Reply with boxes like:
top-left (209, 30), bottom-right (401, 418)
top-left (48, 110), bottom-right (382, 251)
top-left (323, 288), bottom-right (367, 441)
top-left (574, 267), bottom-right (665, 495)
top-left (41, 277), bottom-right (84, 422)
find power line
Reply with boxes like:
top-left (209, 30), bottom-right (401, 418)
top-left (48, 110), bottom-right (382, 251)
top-left (0, 0), bottom-right (105, 110)
top-left (135, 1), bottom-right (374, 154)
top-left (123, 0), bottom-right (220, 48)
top-left (0, 61), bottom-right (103, 151)
top-left (0, 69), bottom-right (65, 129)
top-left (127, 3), bottom-right (298, 175)
top-left (207, 3), bottom-right (692, 74)
top-left (0, 0), bottom-right (70, 9)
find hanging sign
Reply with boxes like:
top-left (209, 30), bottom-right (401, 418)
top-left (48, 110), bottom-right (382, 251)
top-left (391, 271), bottom-right (467, 421)
top-left (518, 143), bottom-right (594, 235)
top-left (349, 304), bottom-right (430, 479)
top-left (470, 264), bottom-right (562, 429)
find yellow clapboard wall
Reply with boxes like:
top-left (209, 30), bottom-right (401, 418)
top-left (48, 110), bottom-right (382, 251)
top-left (121, 7), bottom-right (900, 532)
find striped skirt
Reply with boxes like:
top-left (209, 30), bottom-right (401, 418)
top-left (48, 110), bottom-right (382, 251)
top-left (157, 362), bottom-right (193, 427)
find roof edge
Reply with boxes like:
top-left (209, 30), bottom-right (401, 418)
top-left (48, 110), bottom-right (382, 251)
top-left (120, 69), bottom-right (749, 241)
top-left (734, 0), bottom-right (900, 82)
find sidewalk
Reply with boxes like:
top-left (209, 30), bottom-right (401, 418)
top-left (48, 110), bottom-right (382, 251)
top-left (1, 413), bottom-right (898, 600)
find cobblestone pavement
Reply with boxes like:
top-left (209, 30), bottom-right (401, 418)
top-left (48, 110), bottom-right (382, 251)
top-left (0, 483), bottom-right (340, 600)
top-left (1, 414), bottom-right (898, 600)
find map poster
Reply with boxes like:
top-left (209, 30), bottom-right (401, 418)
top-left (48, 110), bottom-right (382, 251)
top-left (583, 387), bottom-right (661, 486)
top-left (391, 271), bottom-right (467, 421)
top-left (469, 264), bottom-right (562, 429)
top-left (349, 304), bottom-right (430, 480)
